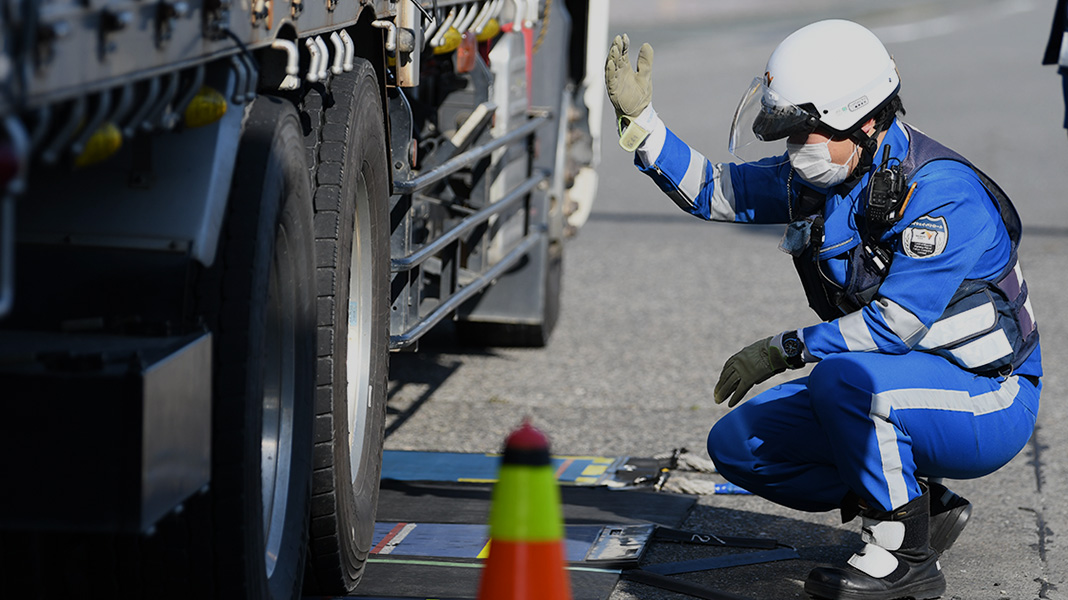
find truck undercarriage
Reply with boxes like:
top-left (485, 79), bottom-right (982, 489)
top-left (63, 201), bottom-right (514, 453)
top-left (0, 1), bottom-right (606, 597)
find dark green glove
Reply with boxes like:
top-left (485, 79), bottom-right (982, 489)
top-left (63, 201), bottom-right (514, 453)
top-left (714, 336), bottom-right (792, 408)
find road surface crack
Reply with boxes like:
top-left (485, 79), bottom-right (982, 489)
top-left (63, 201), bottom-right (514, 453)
top-left (1020, 422), bottom-right (1055, 599)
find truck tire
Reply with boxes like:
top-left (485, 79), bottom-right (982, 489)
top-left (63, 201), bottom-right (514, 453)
top-left (300, 59), bottom-right (390, 594)
top-left (197, 94), bottom-right (317, 600)
top-left (0, 96), bottom-right (316, 600)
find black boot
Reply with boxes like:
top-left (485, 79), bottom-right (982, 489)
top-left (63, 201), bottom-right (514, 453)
top-left (928, 480), bottom-right (971, 555)
top-left (805, 490), bottom-right (946, 600)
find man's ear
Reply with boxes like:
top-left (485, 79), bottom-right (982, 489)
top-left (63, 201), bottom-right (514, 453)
top-left (860, 118), bottom-right (877, 135)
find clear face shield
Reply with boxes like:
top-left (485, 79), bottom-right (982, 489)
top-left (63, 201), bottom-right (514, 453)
top-left (728, 77), bottom-right (821, 166)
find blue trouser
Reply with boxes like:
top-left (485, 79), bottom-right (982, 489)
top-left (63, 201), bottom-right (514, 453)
top-left (707, 352), bottom-right (1040, 512)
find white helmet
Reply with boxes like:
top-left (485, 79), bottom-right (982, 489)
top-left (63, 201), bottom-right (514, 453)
top-left (730, 20), bottom-right (900, 162)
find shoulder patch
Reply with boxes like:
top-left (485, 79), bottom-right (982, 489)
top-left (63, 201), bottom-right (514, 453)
top-left (902, 215), bottom-right (948, 259)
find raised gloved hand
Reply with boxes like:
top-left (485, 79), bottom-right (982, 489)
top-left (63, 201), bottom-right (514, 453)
top-left (605, 33), bottom-right (654, 151)
top-left (714, 333), bottom-right (802, 407)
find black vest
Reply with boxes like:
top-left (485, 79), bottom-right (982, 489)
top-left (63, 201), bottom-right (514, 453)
top-left (790, 125), bottom-right (1039, 375)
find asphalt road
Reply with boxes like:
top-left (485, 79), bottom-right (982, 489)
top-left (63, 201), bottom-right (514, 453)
top-left (385, 1), bottom-right (1068, 598)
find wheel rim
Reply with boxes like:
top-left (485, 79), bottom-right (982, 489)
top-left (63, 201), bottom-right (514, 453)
top-left (262, 222), bottom-right (297, 578)
top-left (346, 169), bottom-right (374, 483)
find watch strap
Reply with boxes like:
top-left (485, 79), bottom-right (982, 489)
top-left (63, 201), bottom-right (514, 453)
top-left (772, 330), bottom-right (806, 370)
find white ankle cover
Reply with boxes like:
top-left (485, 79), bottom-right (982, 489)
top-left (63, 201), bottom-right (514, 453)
top-left (848, 543), bottom-right (898, 578)
top-left (860, 516), bottom-right (906, 550)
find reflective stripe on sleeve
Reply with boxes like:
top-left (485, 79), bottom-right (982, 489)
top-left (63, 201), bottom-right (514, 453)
top-left (709, 162), bottom-right (737, 221)
top-left (637, 122), bottom-right (668, 167)
top-left (839, 310), bottom-right (879, 352)
top-left (678, 147), bottom-right (707, 203)
top-left (873, 297), bottom-right (928, 347)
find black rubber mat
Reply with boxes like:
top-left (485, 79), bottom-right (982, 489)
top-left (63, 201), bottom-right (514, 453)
top-left (353, 561), bottom-right (621, 600)
top-left (376, 479), bottom-right (696, 526)
top-left (346, 480), bottom-right (697, 599)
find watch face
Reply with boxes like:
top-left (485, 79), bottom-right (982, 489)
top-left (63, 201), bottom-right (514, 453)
top-left (782, 337), bottom-right (801, 357)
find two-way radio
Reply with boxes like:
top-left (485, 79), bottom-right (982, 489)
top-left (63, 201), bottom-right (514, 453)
top-left (867, 144), bottom-right (909, 229)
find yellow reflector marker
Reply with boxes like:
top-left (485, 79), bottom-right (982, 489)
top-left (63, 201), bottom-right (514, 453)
top-left (581, 464), bottom-right (608, 477)
top-left (476, 18), bottom-right (500, 42)
top-left (184, 87), bottom-right (228, 128)
top-left (74, 123), bottom-right (122, 167)
top-left (433, 27), bottom-right (462, 54)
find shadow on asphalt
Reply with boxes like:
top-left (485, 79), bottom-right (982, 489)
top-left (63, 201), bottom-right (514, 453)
top-left (386, 320), bottom-right (506, 439)
top-left (634, 501), bottom-right (860, 600)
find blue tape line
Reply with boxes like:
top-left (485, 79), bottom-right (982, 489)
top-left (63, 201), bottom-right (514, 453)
top-left (715, 482), bottom-right (752, 495)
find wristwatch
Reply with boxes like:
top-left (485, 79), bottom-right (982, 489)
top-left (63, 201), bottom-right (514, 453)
top-left (779, 330), bottom-right (806, 369)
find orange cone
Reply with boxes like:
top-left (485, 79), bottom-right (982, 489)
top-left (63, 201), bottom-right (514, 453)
top-left (477, 419), bottom-right (573, 600)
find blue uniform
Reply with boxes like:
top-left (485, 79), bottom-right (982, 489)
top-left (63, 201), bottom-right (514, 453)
top-left (635, 114), bottom-right (1042, 512)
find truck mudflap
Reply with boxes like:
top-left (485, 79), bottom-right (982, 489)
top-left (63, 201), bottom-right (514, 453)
top-left (0, 331), bottom-right (211, 533)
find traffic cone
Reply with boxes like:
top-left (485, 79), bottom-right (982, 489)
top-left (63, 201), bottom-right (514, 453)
top-left (477, 419), bottom-right (572, 600)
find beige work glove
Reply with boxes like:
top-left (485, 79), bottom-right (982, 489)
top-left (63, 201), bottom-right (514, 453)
top-left (605, 34), bottom-right (654, 151)
top-left (713, 337), bottom-right (791, 408)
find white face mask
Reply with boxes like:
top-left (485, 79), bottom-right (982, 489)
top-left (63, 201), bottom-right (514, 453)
top-left (786, 140), bottom-right (858, 188)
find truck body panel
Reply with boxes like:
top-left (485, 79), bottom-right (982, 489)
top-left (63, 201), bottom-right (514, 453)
top-left (0, 332), bottom-right (211, 533)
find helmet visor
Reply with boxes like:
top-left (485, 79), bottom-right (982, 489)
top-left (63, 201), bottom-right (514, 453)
top-left (729, 77), bottom-right (820, 165)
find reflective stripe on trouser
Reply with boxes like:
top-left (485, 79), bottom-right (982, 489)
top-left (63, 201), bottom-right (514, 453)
top-left (707, 352), bottom-right (1039, 512)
